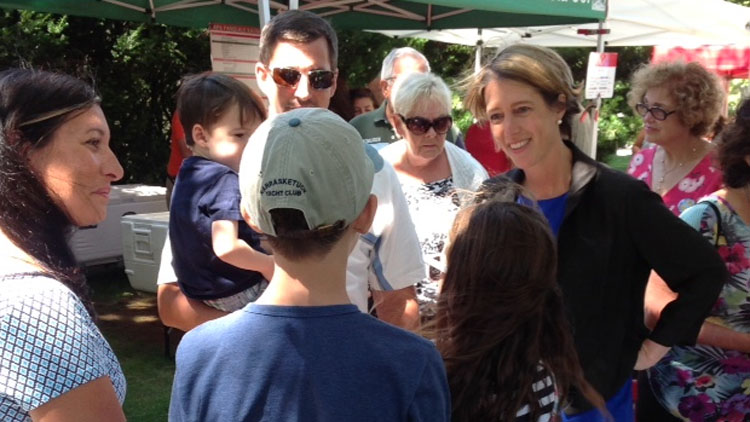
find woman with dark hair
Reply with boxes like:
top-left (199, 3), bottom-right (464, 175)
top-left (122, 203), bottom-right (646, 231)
top-left (437, 199), bottom-right (605, 422)
top-left (464, 44), bottom-right (727, 421)
top-left (642, 97), bottom-right (750, 421)
top-left (0, 69), bottom-right (126, 421)
top-left (350, 87), bottom-right (379, 117)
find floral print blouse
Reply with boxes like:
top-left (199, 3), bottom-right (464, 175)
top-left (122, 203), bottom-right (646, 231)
top-left (646, 196), bottom-right (750, 422)
top-left (627, 147), bottom-right (722, 216)
top-left (399, 177), bottom-right (460, 318)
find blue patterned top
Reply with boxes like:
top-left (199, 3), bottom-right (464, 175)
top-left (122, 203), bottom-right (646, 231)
top-left (0, 273), bottom-right (125, 421)
top-left (647, 196), bottom-right (750, 421)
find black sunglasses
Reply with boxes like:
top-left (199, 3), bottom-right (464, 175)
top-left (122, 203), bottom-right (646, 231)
top-left (271, 67), bottom-right (335, 90)
top-left (398, 115), bottom-right (453, 135)
top-left (635, 103), bottom-right (676, 121)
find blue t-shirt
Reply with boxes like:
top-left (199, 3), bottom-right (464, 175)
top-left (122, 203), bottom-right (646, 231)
top-left (169, 304), bottom-right (451, 422)
top-left (170, 156), bottom-right (266, 300)
top-left (537, 193), bottom-right (569, 237)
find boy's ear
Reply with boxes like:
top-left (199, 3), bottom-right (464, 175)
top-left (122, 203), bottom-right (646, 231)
top-left (351, 195), bottom-right (377, 235)
top-left (192, 124), bottom-right (209, 148)
top-left (240, 202), bottom-right (265, 234)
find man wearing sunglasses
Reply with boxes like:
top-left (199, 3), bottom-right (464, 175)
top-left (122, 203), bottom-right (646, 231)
top-left (350, 47), bottom-right (465, 150)
top-left (252, 10), bottom-right (424, 330)
top-left (157, 10), bottom-right (424, 333)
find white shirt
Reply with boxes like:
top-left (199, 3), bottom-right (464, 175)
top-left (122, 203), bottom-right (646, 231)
top-left (157, 150), bottom-right (424, 313)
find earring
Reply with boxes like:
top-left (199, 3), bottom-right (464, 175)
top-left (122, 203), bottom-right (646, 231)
top-left (557, 119), bottom-right (563, 125)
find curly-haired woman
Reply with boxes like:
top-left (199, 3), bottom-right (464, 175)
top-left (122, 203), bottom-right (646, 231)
top-left (626, 61), bottom-right (725, 215)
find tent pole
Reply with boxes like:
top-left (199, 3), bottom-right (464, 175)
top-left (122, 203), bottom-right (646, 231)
top-left (474, 29), bottom-right (483, 74)
top-left (590, 21), bottom-right (605, 160)
top-left (258, 0), bottom-right (271, 27)
top-left (289, 0), bottom-right (299, 9)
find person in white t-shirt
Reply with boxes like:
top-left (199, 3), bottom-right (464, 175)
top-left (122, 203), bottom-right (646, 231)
top-left (156, 10), bottom-right (424, 332)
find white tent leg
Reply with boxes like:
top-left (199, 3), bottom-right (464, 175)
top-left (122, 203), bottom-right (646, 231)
top-left (289, 0), bottom-right (299, 9)
top-left (474, 29), bottom-right (483, 74)
top-left (259, 0), bottom-right (271, 27)
top-left (590, 21), bottom-right (605, 160)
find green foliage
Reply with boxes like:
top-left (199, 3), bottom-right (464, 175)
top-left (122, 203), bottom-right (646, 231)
top-left (0, 10), bottom-right (209, 185)
top-left (596, 80), bottom-right (642, 160)
top-left (336, 29), bottom-right (474, 88)
top-left (451, 92), bottom-right (473, 134)
top-left (336, 30), bottom-right (403, 87)
top-left (728, 78), bottom-right (750, 116)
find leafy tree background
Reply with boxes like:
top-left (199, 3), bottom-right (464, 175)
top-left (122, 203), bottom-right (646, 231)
top-left (1, 1), bottom-right (747, 181)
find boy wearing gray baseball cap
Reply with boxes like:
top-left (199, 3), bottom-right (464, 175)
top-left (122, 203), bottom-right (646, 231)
top-left (169, 108), bottom-right (450, 422)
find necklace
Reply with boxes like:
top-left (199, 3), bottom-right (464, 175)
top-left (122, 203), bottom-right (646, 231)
top-left (653, 144), bottom-right (700, 194)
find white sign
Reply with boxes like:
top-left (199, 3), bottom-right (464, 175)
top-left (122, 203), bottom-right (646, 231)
top-left (585, 52), bottom-right (618, 100)
top-left (209, 23), bottom-right (264, 99)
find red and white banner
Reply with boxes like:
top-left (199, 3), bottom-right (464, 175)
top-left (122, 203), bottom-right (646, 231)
top-left (585, 52), bottom-right (618, 100)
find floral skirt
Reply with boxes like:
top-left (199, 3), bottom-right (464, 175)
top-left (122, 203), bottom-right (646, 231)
top-left (647, 345), bottom-right (750, 422)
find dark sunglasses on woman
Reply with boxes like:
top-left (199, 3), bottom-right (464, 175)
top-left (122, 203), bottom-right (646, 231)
top-left (635, 103), bottom-right (676, 121)
top-left (398, 115), bottom-right (453, 135)
top-left (271, 67), bottom-right (335, 90)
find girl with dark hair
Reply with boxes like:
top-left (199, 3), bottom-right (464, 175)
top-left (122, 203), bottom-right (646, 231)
top-left (642, 97), bottom-right (750, 421)
top-left (0, 69), bottom-right (126, 421)
top-left (436, 200), bottom-right (605, 422)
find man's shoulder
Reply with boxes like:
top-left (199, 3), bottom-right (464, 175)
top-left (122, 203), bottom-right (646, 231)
top-left (349, 107), bottom-right (395, 145)
top-left (349, 110), bottom-right (377, 129)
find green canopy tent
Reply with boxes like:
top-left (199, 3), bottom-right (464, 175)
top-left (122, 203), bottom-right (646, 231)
top-left (0, 0), bottom-right (605, 30)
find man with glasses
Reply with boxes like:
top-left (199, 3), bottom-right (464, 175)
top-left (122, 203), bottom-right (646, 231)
top-left (350, 47), bottom-right (465, 150)
top-left (156, 10), bottom-right (424, 332)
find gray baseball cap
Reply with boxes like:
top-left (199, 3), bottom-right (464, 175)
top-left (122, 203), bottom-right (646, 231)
top-left (240, 108), bottom-right (375, 237)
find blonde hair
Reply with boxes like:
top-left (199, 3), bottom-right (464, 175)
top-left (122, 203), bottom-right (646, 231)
top-left (391, 72), bottom-right (452, 117)
top-left (464, 44), bottom-right (583, 137)
top-left (628, 61), bottom-right (725, 137)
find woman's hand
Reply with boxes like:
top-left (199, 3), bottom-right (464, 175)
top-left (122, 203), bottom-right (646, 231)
top-left (634, 339), bottom-right (671, 370)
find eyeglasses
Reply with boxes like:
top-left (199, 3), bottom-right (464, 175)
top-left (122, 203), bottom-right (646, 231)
top-left (271, 67), bottom-right (335, 90)
top-left (398, 115), bottom-right (453, 135)
top-left (635, 103), bottom-right (676, 121)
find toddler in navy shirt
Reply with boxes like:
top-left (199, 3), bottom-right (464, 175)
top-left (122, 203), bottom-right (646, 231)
top-left (169, 72), bottom-right (273, 312)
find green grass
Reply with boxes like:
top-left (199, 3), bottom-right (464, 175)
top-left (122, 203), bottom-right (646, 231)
top-left (108, 329), bottom-right (175, 421)
top-left (603, 152), bottom-right (632, 173)
top-left (87, 264), bottom-right (175, 422)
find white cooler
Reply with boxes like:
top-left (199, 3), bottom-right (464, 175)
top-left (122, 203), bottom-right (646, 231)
top-left (121, 211), bottom-right (170, 293)
top-left (69, 184), bottom-right (167, 265)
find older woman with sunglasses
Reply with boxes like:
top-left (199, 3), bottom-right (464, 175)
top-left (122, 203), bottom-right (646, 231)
top-left (627, 61), bottom-right (725, 216)
top-left (379, 72), bottom-right (487, 317)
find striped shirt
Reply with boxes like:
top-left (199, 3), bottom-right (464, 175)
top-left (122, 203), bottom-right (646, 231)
top-left (515, 365), bottom-right (558, 422)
